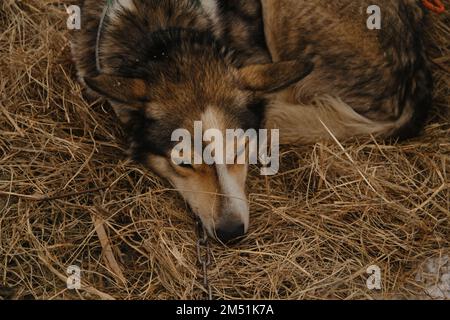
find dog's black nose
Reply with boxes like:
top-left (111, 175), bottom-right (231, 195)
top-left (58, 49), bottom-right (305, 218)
top-left (215, 223), bottom-right (245, 243)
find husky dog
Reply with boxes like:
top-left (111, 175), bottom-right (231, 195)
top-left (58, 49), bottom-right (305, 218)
top-left (71, 0), bottom-right (432, 242)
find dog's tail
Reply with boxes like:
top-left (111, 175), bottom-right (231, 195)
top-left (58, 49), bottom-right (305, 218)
top-left (263, 94), bottom-right (427, 145)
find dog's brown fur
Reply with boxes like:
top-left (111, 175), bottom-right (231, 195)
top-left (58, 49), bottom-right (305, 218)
top-left (263, 0), bottom-right (432, 143)
top-left (71, 0), bottom-right (433, 241)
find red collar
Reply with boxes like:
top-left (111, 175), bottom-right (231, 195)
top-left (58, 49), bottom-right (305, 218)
top-left (422, 0), bottom-right (445, 14)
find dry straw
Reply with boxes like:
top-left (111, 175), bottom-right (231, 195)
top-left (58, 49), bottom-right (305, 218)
top-left (0, 0), bottom-right (448, 299)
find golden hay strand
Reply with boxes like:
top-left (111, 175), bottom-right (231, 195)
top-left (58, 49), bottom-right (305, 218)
top-left (0, 0), bottom-right (449, 299)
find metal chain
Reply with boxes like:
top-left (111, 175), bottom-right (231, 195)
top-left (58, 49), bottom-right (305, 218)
top-left (195, 218), bottom-right (213, 300)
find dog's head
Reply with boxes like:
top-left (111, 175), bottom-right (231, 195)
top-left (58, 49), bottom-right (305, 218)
top-left (84, 31), bottom-right (312, 242)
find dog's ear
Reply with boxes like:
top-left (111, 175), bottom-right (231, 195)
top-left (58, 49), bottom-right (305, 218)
top-left (84, 74), bottom-right (151, 103)
top-left (236, 60), bottom-right (313, 93)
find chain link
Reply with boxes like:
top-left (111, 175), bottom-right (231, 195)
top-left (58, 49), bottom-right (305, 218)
top-left (195, 218), bottom-right (213, 300)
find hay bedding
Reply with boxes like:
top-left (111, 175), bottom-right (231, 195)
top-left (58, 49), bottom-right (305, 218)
top-left (0, 0), bottom-right (448, 300)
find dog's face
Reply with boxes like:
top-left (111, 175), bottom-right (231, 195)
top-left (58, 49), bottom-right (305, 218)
top-left (148, 154), bottom-right (250, 243)
top-left (84, 44), bottom-right (312, 242)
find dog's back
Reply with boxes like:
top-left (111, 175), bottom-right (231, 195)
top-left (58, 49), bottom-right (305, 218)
top-left (262, 0), bottom-right (433, 143)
